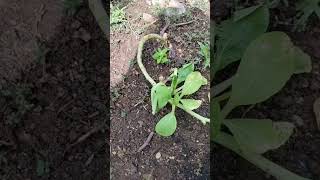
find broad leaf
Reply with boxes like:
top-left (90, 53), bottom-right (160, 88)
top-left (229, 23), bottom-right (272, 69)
top-left (176, 63), bottom-right (194, 84)
top-left (155, 112), bottom-right (177, 137)
top-left (292, 46), bottom-right (312, 74)
top-left (182, 72), bottom-right (207, 96)
top-left (214, 5), bottom-right (269, 73)
top-left (234, 4), bottom-right (262, 21)
top-left (230, 32), bottom-right (296, 106)
top-left (151, 83), bottom-right (171, 114)
top-left (224, 119), bottom-right (294, 154)
top-left (180, 99), bottom-right (202, 110)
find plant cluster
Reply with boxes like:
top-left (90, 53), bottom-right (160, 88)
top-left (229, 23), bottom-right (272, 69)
top-left (212, 4), bottom-right (312, 180)
top-left (137, 34), bottom-right (209, 137)
top-left (152, 48), bottom-right (170, 64)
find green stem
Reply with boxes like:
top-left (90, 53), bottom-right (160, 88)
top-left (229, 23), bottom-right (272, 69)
top-left (176, 104), bottom-right (210, 124)
top-left (88, 0), bottom-right (108, 37)
top-left (213, 132), bottom-right (310, 180)
top-left (212, 92), bottom-right (231, 103)
top-left (212, 76), bottom-right (234, 96)
top-left (137, 34), bottom-right (166, 86)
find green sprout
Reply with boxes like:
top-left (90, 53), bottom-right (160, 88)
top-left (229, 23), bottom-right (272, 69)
top-left (110, 4), bottom-right (126, 25)
top-left (63, 0), bottom-right (82, 15)
top-left (152, 48), bottom-right (170, 64)
top-left (198, 42), bottom-right (210, 68)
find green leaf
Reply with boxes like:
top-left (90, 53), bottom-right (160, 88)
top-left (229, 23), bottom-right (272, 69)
top-left (170, 68), bottom-right (178, 92)
top-left (230, 32), bottom-right (296, 106)
top-left (180, 99), bottom-right (202, 110)
top-left (181, 72), bottom-right (207, 96)
top-left (214, 5), bottom-right (269, 73)
top-left (292, 46), bottom-right (312, 74)
top-left (155, 112), bottom-right (177, 137)
top-left (224, 119), bottom-right (294, 154)
top-left (176, 63), bottom-right (194, 84)
top-left (151, 83), bottom-right (171, 114)
top-left (152, 48), bottom-right (169, 64)
top-left (234, 4), bottom-right (262, 21)
top-left (294, 0), bottom-right (320, 31)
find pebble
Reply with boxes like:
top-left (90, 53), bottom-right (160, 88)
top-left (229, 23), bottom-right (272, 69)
top-left (292, 115), bottom-right (304, 127)
top-left (142, 13), bottom-right (156, 23)
top-left (156, 152), bottom-right (161, 159)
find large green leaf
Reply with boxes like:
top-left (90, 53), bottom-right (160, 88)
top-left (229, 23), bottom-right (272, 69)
top-left (230, 32), bottom-right (296, 106)
top-left (214, 5), bottom-right (269, 73)
top-left (181, 72), bottom-right (207, 96)
top-left (151, 83), bottom-right (171, 114)
top-left (176, 63), bottom-right (194, 84)
top-left (155, 112), bottom-right (177, 137)
top-left (180, 99), bottom-right (202, 110)
top-left (224, 119), bottom-right (294, 154)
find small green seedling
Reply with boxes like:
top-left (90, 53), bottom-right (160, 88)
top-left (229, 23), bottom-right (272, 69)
top-left (63, 0), bottom-right (82, 15)
top-left (294, 0), bottom-right (320, 31)
top-left (110, 4), bottom-right (127, 25)
top-left (198, 42), bottom-right (210, 68)
top-left (213, 4), bottom-right (312, 180)
top-left (152, 63), bottom-right (208, 136)
top-left (152, 48), bottom-right (170, 64)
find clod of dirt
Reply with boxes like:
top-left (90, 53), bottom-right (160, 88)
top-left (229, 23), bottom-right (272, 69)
top-left (142, 13), bottom-right (157, 23)
top-left (313, 97), bottom-right (320, 129)
top-left (72, 27), bottom-right (92, 42)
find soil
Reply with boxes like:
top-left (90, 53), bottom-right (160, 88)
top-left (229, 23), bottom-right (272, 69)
top-left (110, 1), bottom-right (210, 179)
top-left (0, 0), bottom-right (63, 84)
top-left (0, 3), bottom-right (108, 180)
top-left (212, 1), bottom-right (320, 180)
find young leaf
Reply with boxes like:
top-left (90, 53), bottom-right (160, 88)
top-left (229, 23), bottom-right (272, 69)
top-left (151, 83), bottom-right (171, 114)
top-left (292, 46), bottom-right (312, 74)
top-left (230, 32), bottom-right (296, 106)
top-left (181, 72), bottom-right (207, 96)
top-left (176, 63), bottom-right (194, 84)
top-left (155, 112), bottom-right (177, 137)
top-left (224, 119), bottom-right (294, 154)
top-left (214, 5), bottom-right (269, 73)
top-left (180, 99), bottom-right (202, 110)
top-left (294, 0), bottom-right (320, 31)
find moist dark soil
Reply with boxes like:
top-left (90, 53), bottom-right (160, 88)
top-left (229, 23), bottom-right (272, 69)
top-left (0, 4), bottom-right (108, 180)
top-left (212, 1), bottom-right (320, 180)
top-left (110, 3), bottom-right (210, 179)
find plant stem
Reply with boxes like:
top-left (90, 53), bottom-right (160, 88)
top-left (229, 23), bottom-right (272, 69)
top-left (212, 76), bottom-right (234, 96)
top-left (212, 92), bottom-right (231, 103)
top-left (176, 104), bottom-right (210, 124)
top-left (88, 0), bottom-right (108, 37)
top-left (137, 34), bottom-right (166, 86)
top-left (213, 132), bottom-right (310, 180)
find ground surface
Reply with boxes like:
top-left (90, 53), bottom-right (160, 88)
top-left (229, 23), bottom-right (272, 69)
top-left (212, 1), bottom-right (320, 180)
top-left (0, 2), bottom-right (108, 180)
top-left (110, 0), bottom-right (210, 179)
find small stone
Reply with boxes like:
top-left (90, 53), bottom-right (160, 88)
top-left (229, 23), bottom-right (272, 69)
top-left (156, 152), bottom-right (161, 159)
top-left (169, 156), bottom-right (175, 160)
top-left (142, 13), bottom-right (157, 23)
top-left (71, 20), bottom-right (81, 29)
top-left (292, 115), bottom-right (304, 127)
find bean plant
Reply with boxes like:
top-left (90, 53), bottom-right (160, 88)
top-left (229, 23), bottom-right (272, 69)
top-left (137, 34), bottom-right (210, 137)
top-left (212, 4), bottom-right (312, 180)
